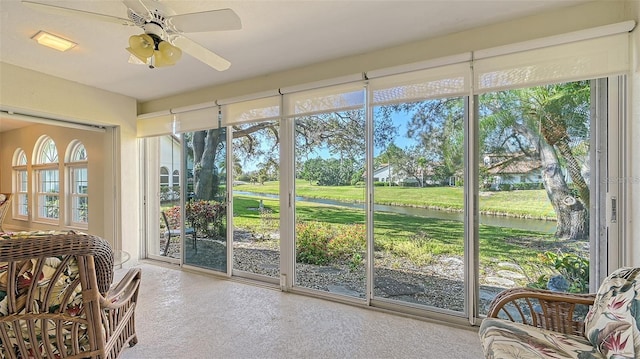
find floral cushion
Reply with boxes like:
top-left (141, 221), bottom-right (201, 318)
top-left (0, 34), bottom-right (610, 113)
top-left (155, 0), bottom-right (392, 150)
top-left (0, 230), bottom-right (92, 357)
top-left (583, 267), bottom-right (640, 359)
top-left (480, 318), bottom-right (604, 358)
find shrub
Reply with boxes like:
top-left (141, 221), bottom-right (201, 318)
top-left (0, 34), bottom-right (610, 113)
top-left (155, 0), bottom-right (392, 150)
top-left (529, 251), bottom-right (589, 293)
top-left (295, 221), bottom-right (365, 266)
top-left (296, 221), bottom-right (333, 265)
top-left (328, 223), bottom-right (365, 261)
top-left (165, 200), bottom-right (226, 238)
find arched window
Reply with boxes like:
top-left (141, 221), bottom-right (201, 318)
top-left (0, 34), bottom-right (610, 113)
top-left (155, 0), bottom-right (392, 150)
top-left (66, 141), bottom-right (88, 227)
top-left (12, 148), bottom-right (28, 218)
top-left (160, 167), bottom-right (169, 187)
top-left (33, 136), bottom-right (59, 222)
top-left (172, 170), bottom-right (180, 187)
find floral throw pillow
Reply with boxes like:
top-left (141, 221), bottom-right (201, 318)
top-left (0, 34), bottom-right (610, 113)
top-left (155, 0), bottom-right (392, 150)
top-left (584, 267), bottom-right (640, 359)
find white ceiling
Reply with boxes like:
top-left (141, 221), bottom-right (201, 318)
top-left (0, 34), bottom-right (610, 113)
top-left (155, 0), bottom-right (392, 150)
top-left (1, 0), bottom-right (591, 106)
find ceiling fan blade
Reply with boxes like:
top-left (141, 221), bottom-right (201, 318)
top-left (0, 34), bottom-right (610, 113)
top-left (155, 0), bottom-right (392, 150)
top-left (122, 0), bottom-right (152, 18)
top-left (22, 1), bottom-right (133, 26)
top-left (173, 35), bottom-right (231, 71)
top-left (168, 9), bottom-right (241, 33)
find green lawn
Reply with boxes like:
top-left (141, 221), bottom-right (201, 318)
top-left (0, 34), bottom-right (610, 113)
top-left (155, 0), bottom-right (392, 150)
top-left (163, 182), bottom-right (572, 285)
top-left (234, 179), bottom-right (556, 220)
top-left (232, 194), bottom-right (578, 283)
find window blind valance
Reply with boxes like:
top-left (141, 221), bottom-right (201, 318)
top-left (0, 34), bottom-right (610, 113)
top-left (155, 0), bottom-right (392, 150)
top-left (283, 82), bottom-right (365, 117)
top-left (474, 33), bottom-right (631, 93)
top-left (137, 106), bottom-right (219, 137)
top-left (368, 63), bottom-right (471, 106)
top-left (137, 21), bottom-right (634, 137)
top-left (221, 96), bottom-right (281, 126)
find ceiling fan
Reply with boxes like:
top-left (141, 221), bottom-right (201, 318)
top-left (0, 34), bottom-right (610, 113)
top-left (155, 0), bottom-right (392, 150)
top-left (22, 0), bottom-right (242, 70)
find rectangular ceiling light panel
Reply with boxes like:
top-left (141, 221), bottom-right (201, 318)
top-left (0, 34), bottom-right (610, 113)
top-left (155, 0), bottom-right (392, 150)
top-left (31, 30), bottom-right (77, 51)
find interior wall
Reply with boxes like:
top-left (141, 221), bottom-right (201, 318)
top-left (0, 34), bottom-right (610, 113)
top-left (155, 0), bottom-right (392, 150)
top-left (0, 123), bottom-right (107, 236)
top-left (0, 62), bottom-right (139, 260)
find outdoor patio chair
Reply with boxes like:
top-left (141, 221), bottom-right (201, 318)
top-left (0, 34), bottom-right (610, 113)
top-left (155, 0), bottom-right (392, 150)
top-left (0, 193), bottom-right (11, 232)
top-left (0, 230), bottom-right (141, 358)
top-left (161, 211), bottom-right (196, 255)
top-left (479, 266), bottom-right (640, 358)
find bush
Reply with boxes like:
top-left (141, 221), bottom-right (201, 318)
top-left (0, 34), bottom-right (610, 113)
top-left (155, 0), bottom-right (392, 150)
top-left (165, 200), bottom-right (226, 238)
top-left (328, 223), bottom-right (365, 261)
top-left (296, 221), bottom-right (333, 265)
top-left (295, 221), bottom-right (366, 266)
top-left (529, 252), bottom-right (589, 293)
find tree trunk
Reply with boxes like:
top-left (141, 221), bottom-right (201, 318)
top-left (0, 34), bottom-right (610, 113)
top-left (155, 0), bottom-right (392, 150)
top-left (539, 140), bottom-right (588, 240)
top-left (193, 130), bottom-right (221, 200)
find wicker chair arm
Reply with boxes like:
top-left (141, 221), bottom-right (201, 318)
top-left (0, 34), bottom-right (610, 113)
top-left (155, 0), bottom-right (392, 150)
top-left (486, 287), bottom-right (596, 336)
top-left (101, 268), bottom-right (142, 309)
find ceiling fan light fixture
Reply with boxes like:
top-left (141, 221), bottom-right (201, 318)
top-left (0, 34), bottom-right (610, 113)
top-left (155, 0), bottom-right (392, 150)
top-left (154, 41), bottom-right (182, 67)
top-left (31, 30), bottom-right (77, 52)
top-left (126, 34), bottom-right (154, 62)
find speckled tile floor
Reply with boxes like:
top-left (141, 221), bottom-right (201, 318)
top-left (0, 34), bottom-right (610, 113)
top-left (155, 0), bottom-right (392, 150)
top-left (117, 262), bottom-right (484, 359)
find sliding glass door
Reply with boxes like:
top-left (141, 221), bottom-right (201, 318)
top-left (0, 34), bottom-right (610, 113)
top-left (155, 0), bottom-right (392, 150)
top-left (232, 120), bottom-right (281, 279)
top-left (182, 128), bottom-right (228, 272)
top-left (145, 134), bottom-right (183, 261)
top-left (293, 111), bottom-right (367, 298)
top-left (477, 80), bottom-right (598, 313)
top-left (371, 97), bottom-right (466, 312)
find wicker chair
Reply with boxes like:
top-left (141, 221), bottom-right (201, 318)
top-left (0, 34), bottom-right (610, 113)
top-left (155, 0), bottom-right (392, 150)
top-left (0, 231), bottom-right (141, 359)
top-left (479, 267), bottom-right (640, 358)
top-left (0, 193), bottom-right (11, 232)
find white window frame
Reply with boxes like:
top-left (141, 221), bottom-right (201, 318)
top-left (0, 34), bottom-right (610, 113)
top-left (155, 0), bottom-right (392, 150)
top-left (33, 136), bottom-right (60, 224)
top-left (66, 141), bottom-right (88, 228)
top-left (12, 148), bottom-right (28, 220)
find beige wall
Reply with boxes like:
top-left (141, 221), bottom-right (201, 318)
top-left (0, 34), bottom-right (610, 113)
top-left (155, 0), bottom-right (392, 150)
top-left (0, 123), bottom-right (107, 236)
top-left (0, 63), bottom-right (139, 259)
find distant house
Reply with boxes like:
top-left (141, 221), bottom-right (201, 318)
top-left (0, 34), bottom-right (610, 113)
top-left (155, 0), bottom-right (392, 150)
top-left (372, 164), bottom-right (436, 187)
top-left (483, 154), bottom-right (542, 189)
top-left (372, 164), bottom-right (393, 183)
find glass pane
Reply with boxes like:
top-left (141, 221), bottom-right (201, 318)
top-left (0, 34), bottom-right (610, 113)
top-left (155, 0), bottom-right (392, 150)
top-left (372, 98), bottom-right (466, 312)
top-left (40, 194), bottom-right (59, 219)
top-left (18, 150), bottom-right (27, 166)
top-left (40, 138), bottom-right (58, 163)
top-left (157, 135), bottom-right (182, 258)
top-left (477, 81), bottom-right (592, 315)
top-left (232, 120), bottom-right (280, 279)
top-left (72, 144), bottom-right (87, 161)
top-left (18, 194), bottom-right (28, 216)
top-left (40, 170), bottom-right (59, 193)
top-left (294, 109), bottom-right (366, 299)
top-left (73, 168), bottom-right (88, 194)
top-left (72, 196), bottom-right (88, 223)
top-left (183, 128), bottom-right (228, 272)
top-left (19, 171), bottom-right (27, 191)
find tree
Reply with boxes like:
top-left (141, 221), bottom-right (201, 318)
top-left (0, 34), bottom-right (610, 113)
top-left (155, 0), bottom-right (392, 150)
top-left (480, 82), bottom-right (591, 240)
top-left (378, 83), bottom-right (591, 241)
top-left (192, 110), bottom-right (396, 200)
top-left (395, 146), bottom-right (428, 187)
top-left (300, 157), bottom-right (325, 185)
top-left (191, 129), bottom-right (225, 201)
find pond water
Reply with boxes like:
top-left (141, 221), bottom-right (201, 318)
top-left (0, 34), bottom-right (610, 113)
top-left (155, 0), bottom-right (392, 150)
top-left (233, 190), bottom-right (556, 234)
